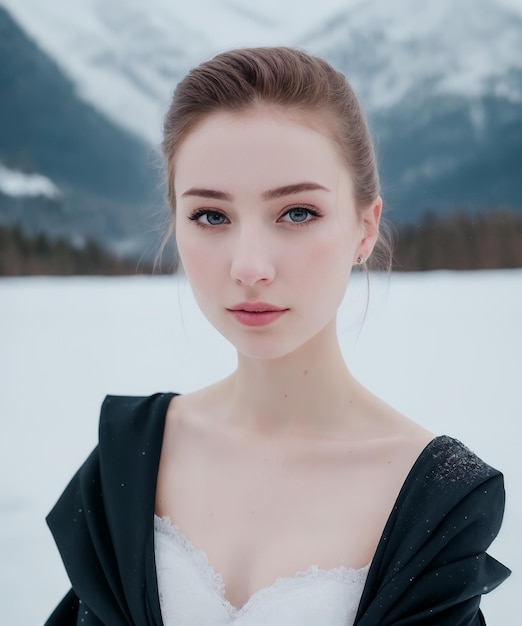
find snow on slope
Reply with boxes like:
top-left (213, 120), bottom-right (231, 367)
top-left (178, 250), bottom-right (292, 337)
top-left (0, 0), bottom-right (359, 142)
top-left (3, 0), bottom-right (521, 143)
top-left (0, 164), bottom-right (61, 199)
top-left (0, 0), bottom-right (214, 142)
top-left (303, 0), bottom-right (522, 110)
top-left (0, 271), bottom-right (520, 624)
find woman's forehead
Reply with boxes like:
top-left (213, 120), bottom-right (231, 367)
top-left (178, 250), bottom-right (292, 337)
top-left (174, 108), bottom-right (351, 195)
top-left (183, 104), bottom-right (338, 144)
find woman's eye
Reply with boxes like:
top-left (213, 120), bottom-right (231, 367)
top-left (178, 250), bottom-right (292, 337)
top-left (204, 212), bottom-right (227, 226)
top-left (189, 210), bottom-right (228, 226)
top-left (189, 206), bottom-right (319, 227)
top-left (280, 207), bottom-right (319, 224)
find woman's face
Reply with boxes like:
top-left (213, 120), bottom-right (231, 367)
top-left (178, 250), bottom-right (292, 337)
top-left (174, 106), bottom-right (380, 360)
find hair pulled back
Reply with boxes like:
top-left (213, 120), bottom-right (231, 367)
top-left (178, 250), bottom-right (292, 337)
top-left (162, 47), bottom-right (392, 271)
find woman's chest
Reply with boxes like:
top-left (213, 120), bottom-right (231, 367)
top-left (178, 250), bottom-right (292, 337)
top-left (154, 512), bottom-right (369, 625)
top-left (155, 429), bottom-right (401, 610)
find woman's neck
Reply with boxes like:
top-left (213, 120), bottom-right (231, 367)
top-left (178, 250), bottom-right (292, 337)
top-left (221, 322), bottom-right (360, 439)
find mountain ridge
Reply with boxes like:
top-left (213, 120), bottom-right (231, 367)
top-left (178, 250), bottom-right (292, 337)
top-left (0, 5), bottom-right (164, 257)
top-left (302, 0), bottom-right (522, 110)
top-left (0, 0), bottom-right (520, 257)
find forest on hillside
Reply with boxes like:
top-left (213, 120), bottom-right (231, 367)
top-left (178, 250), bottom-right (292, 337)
top-left (392, 209), bottom-right (522, 271)
top-left (0, 225), bottom-right (154, 276)
top-left (1, 209), bottom-right (521, 277)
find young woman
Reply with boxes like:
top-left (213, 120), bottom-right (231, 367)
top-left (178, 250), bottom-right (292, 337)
top-left (45, 47), bottom-right (510, 625)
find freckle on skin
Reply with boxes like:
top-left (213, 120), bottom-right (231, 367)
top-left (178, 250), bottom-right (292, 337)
top-left (303, 370), bottom-right (309, 376)
top-left (284, 394), bottom-right (288, 399)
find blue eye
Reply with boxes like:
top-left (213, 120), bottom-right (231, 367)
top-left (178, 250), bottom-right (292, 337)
top-left (280, 206), bottom-right (320, 224)
top-left (287, 208), bottom-right (309, 222)
top-left (205, 212), bottom-right (226, 225)
top-left (188, 210), bottom-right (228, 226)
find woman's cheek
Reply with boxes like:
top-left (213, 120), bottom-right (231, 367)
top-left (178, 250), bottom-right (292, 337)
top-left (177, 235), bottom-right (212, 282)
top-left (307, 233), bottom-right (354, 271)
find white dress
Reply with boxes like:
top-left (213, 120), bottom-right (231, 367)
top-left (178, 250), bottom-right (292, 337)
top-left (154, 515), bottom-right (369, 626)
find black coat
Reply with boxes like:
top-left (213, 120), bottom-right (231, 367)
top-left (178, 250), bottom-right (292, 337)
top-left (45, 393), bottom-right (511, 625)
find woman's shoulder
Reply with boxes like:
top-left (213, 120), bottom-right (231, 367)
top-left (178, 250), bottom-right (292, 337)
top-left (99, 392), bottom-right (177, 436)
top-left (358, 389), bottom-right (500, 498)
top-left (410, 434), bottom-right (503, 489)
top-left (391, 434), bottom-right (506, 540)
top-left (95, 392), bottom-right (178, 472)
top-left (100, 391), bottom-right (177, 418)
top-left (356, 434), bottom-right (510, 624)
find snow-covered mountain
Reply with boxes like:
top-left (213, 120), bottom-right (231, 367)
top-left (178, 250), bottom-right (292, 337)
top-left (303, 0), bottom-right (522, 110)
top-left (0, 0), bottom-right (360, 142)
top-left (2, 0), bottom-right (521, 143)
top-left (0, 5), bottom-right (162, 255)
top-left (0, 0), bottom-right (521, 253)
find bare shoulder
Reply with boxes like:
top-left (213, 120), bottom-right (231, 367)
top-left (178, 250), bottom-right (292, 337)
top-left (163, 379), bottom-right (232, 438)
top-left (348, 379), bottom-right (435, 454)
top-left (334, 381), bottom-right (437, 512)
top-left (159, 378), bottom-right (237, 479)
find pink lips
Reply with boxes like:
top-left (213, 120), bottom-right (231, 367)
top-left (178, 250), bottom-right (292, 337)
top-left (227, 302), bottom-right (288, 327)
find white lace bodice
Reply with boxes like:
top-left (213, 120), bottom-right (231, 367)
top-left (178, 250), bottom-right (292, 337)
top-left (154, 515), bottom-right (369, 626)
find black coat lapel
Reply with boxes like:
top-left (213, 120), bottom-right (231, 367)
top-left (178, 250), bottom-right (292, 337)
top-left (47, 393), bottom-right (176, 625)
top-left (354, 436), bottom-right (510, 625)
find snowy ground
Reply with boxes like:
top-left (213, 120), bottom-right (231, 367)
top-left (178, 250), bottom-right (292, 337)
top-left (1, 271), bottom-right (520, 624)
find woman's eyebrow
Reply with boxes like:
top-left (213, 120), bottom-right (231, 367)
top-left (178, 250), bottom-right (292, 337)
top-left (181, 188), bottom-right (232, 201)
top-left (262, 182), bottom-right (330, 200)
top-left (181, 182), bottom-right (330, 201)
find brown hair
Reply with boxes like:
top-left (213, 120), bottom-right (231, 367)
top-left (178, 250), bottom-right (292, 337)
top-left (161, 46), bottom-right (393, 271)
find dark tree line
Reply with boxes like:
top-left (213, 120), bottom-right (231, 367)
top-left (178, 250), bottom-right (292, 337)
top-left (393, 209), bottom-right (522, 271)
top-left (1, 209), bottom-right (521, 276)
top-left (0, 225), bottom-right (153, 276)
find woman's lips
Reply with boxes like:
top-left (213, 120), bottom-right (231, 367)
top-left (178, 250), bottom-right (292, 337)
top-left (227, 302), bottom-right (288, 327)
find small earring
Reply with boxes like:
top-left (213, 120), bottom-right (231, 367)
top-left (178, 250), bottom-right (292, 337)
top-left (356, 256), bottom-right (365, 265)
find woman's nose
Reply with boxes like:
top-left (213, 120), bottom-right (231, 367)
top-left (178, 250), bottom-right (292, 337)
top-left (230, 228), bottom-right (276, 286)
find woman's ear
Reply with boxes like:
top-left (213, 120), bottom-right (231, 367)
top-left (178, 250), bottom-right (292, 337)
top-left (357, 196), bottom-right (382, 261)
